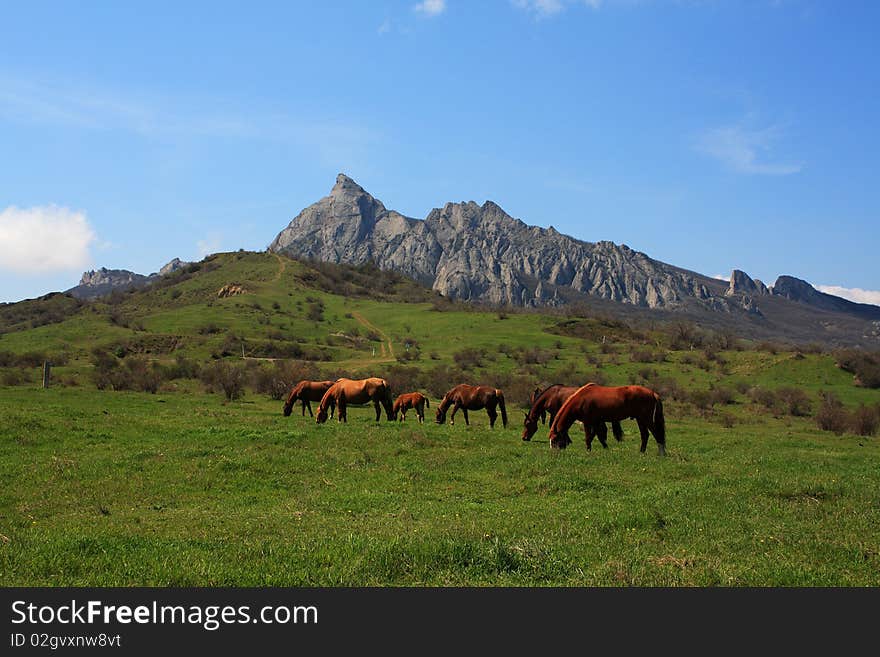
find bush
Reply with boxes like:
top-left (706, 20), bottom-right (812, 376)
top-left (834, 349), bottom-right (880, 388)
top-left (815, 392), bottom-right (849, 435)
top-left (251, 360), bottom-right (320, 400)
top-left (749, 387), bottom-right (779, 412)
top-left (776, 387), bottom-right (812, 417)
top-left (708, 385), bottom-right (736, 406)
top-left (90, 350), bottom-right (162, 393)
top-left (201, 361), bottom-right (246, 401)
top-left (851, 404), bottom-right (879, 437)
top-left (453, 347), bottom-right (486, 370)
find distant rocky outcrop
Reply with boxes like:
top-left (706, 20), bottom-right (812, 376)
top-left (159, 258), bottom-right (189, 276)
top-left (269, 174), bottom-right (724, 310)
top-left (66, 258), bottom-right (189, 300)
top-left (771, 276), bottom-right (880, 320)
top-left (726, 270), bottom-right (769, 297)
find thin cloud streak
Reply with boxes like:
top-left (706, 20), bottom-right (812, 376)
top-left (696, 124), bottom-right (802, 176)
top-left (817, 285), bottom-right (880, 307)
top-left (414, 0), bottom-right (447, 17)
top-left (0, 76), bottom-right (380, 168)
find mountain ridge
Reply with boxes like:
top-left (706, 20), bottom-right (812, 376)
top-left (268, 174), bottom-right (879, 325)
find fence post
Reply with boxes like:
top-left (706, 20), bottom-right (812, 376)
top-left (42, 361), bottom-right (51, 389)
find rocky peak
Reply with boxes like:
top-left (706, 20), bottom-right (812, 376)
top-left (772, 275), bottom-right (819, 303)
top-left (331, 173), bottom-right (368, 199)
top-left (726, 269), bottom-right (768, 296)
top-left (159, 258), bottom-right (188, 276)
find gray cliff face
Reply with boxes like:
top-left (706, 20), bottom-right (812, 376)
top-left (269, 174), bottom-right (722, 310)
top-left (727, 269), bottom-right (769, 297)
top-left (67, 258), bottom-right (189, 300)
top-left (771, 275), bottom-right (880, 319)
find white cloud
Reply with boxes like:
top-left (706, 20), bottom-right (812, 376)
top-left (512, 0), bottom-right (601, 17)
top-left (196, 235), bottom-right (222, 259)
top-left (0, 205), bottom-right (96, 274)
top-left (816, 285), bottom-right (880, 307)
top-left (414, 0), bottom-right (446, 17)
top-left (696, 124), bottom-right (802, 176)
top-left (712, 273), bottom-right (729, 281)
top-left (377, 18), bottom-right (393, 34)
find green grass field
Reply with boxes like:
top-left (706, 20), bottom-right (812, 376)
top-left (1, 386), bottom-right (878, 586)
top-left (1, 252), bottom-right (879, 586)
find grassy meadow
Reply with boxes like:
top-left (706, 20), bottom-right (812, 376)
top-left (1, 252), bottom-right (879, 586)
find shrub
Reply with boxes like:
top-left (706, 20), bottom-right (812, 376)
top-left (834, 349), bottom-right (880, 388)
top-left (749, 387), bottom-right (779, 412)
top-left (251, 360), bottom-right (320, 400)
top-left (453, 347), bottom-right (486, 370)
top-left (815, 392), bottom-right (849, 435)
top-left (201, 361), bottom-right (246, 401)
top-left (708, 385), bottom-right (736, 406)
top-left (851, 404), bottom-right (879, 437)
top-left (90, 350), bottom-right (162, 393)
top-left (776, 387), bottom-right (812, 417)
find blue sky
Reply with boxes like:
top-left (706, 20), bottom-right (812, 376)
top-left (1, 0), bottom-right (878, 304)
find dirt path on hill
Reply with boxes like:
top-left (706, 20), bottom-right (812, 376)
top-left (271, 252), bottom-right (287, 281)
top-left (350, 310), bottom-right (394, 360)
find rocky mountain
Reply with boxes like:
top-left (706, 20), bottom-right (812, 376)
top-left (267, 174), bottom-right (880, 346)
top-left (67, 258), bottom-right (190, 300)
top-left (270, 174), bottom-right (726, 310)
top-left (771, 275), bottom-right (880, 320)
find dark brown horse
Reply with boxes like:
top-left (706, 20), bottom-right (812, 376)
top-left (548, 384), bottom-right (666, 455)
top-left (435, 384), bottom-right (508, 428)
top-left (316, 377), bottom-right (393, 423)
top-left (283, 380), bottom-right (336, 418)
top-left (392, 392), bottom-right (430, 423)
top-left (522, 383), bottom-right (623, 445)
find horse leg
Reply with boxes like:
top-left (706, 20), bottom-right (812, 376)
top-left (374, 399), bottom-right (381, 422)
top-left (305, 400), bottom-right (313, 417)
top-left (637, 418), bottom-right (649, 453)
top-left (583, 424), bottom-right (593, 451)
top-left (487, 405), bottom-right (497, 429)
top-left (611, 420), bottom-right (623, 441)
top-left (338, 397), bottom-right (347, 423)
top-left (417, 402), bottom-right (424, 424)
top-left (462, 408), bottom-right (470, 426)
top-left (450, 403), bottom-right (459, 425)
top-left (595, 422), bottom-right (609, 448)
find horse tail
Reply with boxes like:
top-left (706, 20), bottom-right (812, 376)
top-left (652, 394), bottom-right (666, 446)
top-left (424, 395), bottom-right (430, 408)
top-left (497, 389), bottom-right (508, 428)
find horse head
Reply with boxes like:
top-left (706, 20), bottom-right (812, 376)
top-left (282, 384), bottom-right (300, 417)
top-left (435, 394), bottom-right (449, 424)
top-left (521, 410), bottom-right (539, 441)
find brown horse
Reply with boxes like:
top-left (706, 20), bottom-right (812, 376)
top-left (392, 392), bottom-right (430, 423)
top-left (316, 377), bottom-right (393, 423)
top-left (283, 380), bottom-right (336, 418)
top-left (522, 383), bottom-right (623, 445)
top-left (435, 384), bottom-right (508, 428)
top-left (548, 384), bottom-right (666, 455)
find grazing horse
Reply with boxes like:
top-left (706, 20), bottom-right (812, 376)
top-left (548, 384), bottom-right (666, 455)
top-left (435, 384), bottom-right (508, 429)
top-left (283, 380), bottom-right (336, 418)
top-left (392, 392), bottom-right (430, 423)
top-left (522, 383), bottom-right (623, 445)
top-left (316, 377), bottom-right (393, 424)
